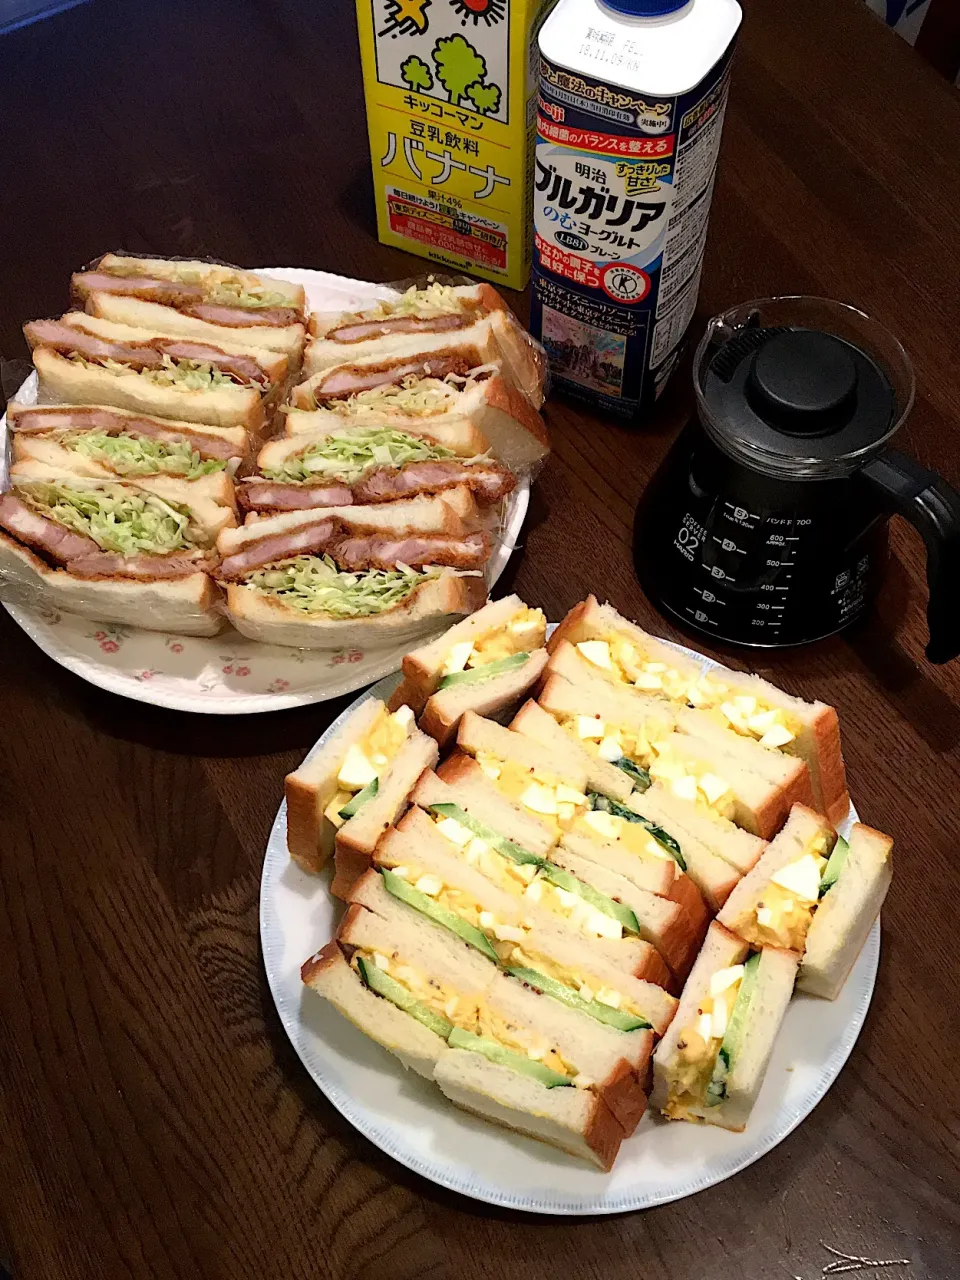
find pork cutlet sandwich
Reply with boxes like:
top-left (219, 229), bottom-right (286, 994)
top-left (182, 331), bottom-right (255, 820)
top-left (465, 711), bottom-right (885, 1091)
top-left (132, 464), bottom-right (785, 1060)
top-left (214, 495), bottom-right (490, 647)
top-left (548, 597), bottom-right (849, 824)
top-left (387, 595), bottom-right (549, 747)
top-left (236, 422), bottom-right (515, 515)
top-left (286, 357), bottom-right (550, 474)
top-left (0, 459), bottom-right (233, 634)
top-left (71, 254), bottom-right (307, 360)
top-left (651, 921), bottom-right (798, 1131)
top-left (305, 281), bottom-right (545, 407)
top-left (24, 313), bottom-right (288, 432)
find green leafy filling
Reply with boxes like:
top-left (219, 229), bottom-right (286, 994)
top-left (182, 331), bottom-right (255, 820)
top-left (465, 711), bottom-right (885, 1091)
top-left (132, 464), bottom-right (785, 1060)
top-left (18, 480), bottom-right (201, 555)
top-left (68, 352), bottom-right (249, 389)
top-left (263, 428), bottom-right (460, 484)
top-left (249, 555), bottom-right (440, 617)
top-left (63, 430), bottom-right (225, 479)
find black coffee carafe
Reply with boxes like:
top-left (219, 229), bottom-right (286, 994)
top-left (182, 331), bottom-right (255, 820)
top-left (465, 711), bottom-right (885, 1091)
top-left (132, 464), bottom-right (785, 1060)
top-left (634, 297), bottom-right (960, 661)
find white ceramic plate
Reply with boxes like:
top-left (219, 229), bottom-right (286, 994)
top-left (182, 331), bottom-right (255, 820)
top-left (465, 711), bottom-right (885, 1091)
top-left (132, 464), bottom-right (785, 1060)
top-left (260, 637), bottom-right (879, 1213)
top-left (0, 267), bottom-right (529, 713)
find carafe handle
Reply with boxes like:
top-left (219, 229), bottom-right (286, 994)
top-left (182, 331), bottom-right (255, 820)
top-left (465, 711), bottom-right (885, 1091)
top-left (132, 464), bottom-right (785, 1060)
top-left (860, 449), bottom-right (960, 663)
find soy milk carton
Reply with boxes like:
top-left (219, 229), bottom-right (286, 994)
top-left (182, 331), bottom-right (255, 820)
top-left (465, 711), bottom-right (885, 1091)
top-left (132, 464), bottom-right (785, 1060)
top-left (530, 0), bottom-right (741, 417)
top-left (355, 0), bottom-right (558, 289)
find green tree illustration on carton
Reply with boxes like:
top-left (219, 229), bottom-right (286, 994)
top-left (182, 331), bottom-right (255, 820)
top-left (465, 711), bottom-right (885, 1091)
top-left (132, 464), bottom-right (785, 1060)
top-left (400, 54), bottom-right (434, 93)
top-left (431, 34), bottom-right (502, 114)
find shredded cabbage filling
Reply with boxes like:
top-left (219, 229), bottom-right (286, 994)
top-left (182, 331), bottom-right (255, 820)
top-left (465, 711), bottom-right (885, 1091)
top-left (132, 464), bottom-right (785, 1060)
top-left (263, 428), bottom-right (463, 484)
top-left (248, 554), bottom-right (439, 617)
top-left (17, 480), bottom-right (205, 555)
top-left (67, 352), bottom-right (253, 389)
top-left (101, 263), bottom-right (292, 311)
top-left (62, 430), bottom-right (225, 479)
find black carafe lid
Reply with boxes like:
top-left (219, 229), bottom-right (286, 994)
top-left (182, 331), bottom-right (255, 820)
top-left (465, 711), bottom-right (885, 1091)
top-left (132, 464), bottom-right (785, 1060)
top-left (700, 324), bottom-right (898, 479)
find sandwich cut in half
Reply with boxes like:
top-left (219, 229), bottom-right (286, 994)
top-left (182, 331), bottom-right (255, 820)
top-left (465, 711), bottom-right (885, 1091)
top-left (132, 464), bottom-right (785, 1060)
top-left (337, 867), bottom-right (655, 1135)
top-left (549, 597), bottom-right (848, 824)
top-left (543, 640), bottom-right (812, 841)
top-left (285, 697), bottom-right (436, 876)
top-left (72, 253), bottom-right (307, 360)
top-left (305, 281), bottom-right (545, 407)
top-left (6, 403), bottom-right (245, 506)
top-left (287, 360), bottom-right (550, 474)
top-left (0, 462), bottom-right (233, 634)
top-left (214, 496), bottom-right (490, 649)
top-left (237, 423), bottom-right (515, 515)
top-left (652, 921), bottom-right (798, 1132)
top-left (388, 595), bottom-right (549, 747)
top-left (24, 313), bottom-right (288, 432)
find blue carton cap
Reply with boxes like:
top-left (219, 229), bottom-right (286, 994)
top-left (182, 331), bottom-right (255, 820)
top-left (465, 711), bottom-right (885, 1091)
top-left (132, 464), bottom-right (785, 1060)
top-left (601, 0), bottom-right (689, 15)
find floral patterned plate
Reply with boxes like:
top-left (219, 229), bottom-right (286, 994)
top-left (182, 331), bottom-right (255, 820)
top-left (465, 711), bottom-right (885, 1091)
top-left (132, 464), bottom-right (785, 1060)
top-left (0, 267), bottom-right (530, 713)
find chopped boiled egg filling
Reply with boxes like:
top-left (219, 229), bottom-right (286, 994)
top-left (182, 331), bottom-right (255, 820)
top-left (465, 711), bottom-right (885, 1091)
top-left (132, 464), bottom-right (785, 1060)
top-left (508, 946), bottom-right (640, 1022)
top-left (353, 947), bottom-right (574, 1078)
top-left (574, 638), bottom-right (694, 699)
top-left (664, 966), bottom-right (745, 1120)
top-left (577, 809), bottom-right (677, 864)
top-left (380, 856), bottom-right (533, 950)
top-left (743, 842), bottom-right (831, 950)
top-left (713, 694), bottom-right (800, 750)
top-left (429, 814), bottom-right (624, 941)
top-left (440, 608), bottom-right (546, 675)
top-left (324, 705), bottom-right (415, 828)
top-left (473, 754), bottom-right (591, 835)
top-left (647, 747), bottom-right (736, 820)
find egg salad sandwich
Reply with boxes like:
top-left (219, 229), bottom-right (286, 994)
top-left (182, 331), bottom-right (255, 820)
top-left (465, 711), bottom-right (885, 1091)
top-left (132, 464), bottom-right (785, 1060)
top-left (718, 808), bottom-right (892, 999)
top-left (72, 254), bottom-right (306, 360)
top-left (336, 867), bottom-right (654, 1135)
top-left (285, 697), bottom-right (437, 876)
top-left (287, 362), bottom-right (550, 474)
top-left (24, 313), bottom-right (288, 432)
top-left (214, 497), bottom-right (490, 649)
top-left (543, 640), bottom-right (812, 840)
top-left (302, 928), bottom-right (629, 1170)
top-left (549, 597), bottom-right (848, 823)
top-left (7, 403), bottom-right (245, 506)
top-left (651, 921), bottom-right (798, 1131)
top-left (387, 595), bottom-right (549, 747)
top-left (236, 425), bottom-right (515, 515)
top-left (305, 281), bottom-right (545, 407)
top-left (0, 463), bottom-right (233, 634)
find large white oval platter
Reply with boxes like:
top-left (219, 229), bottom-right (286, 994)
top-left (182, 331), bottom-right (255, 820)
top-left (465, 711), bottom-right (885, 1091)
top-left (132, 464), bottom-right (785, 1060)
top-left (260, 636), bottom-right (878, 1213)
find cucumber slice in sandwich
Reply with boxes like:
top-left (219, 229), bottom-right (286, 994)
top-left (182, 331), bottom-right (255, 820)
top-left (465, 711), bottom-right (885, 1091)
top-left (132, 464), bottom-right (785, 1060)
top-left (819, 835), bottom-right (849, 897)
top-left (588, 793), bottom-right (687, 871)
top-left (507, 966), bottom-right (651, 1032)
top-left (355, 955), bottom-right (453, 1039)
top-left (380, 868), bottom-right (499, 963)
top-left (447, 1026), bottom-right (571, 1088)
top-left (438, 652), bottom-right (530, 689)
top-left (705, 952), bottom-right (760, 1106)
top-left (428, 802), bottom-right (544, 867)
top-left (613, 757), bottom-right (652, 792)
top-left (338, 777), bottom-right (379, 819)
top-left (540, 863), bottom-right (640, 935)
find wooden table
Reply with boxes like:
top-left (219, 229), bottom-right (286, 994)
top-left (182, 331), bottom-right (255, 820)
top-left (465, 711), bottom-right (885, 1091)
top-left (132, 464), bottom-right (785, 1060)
top-left (2, 0), bottom-right (959, 1276)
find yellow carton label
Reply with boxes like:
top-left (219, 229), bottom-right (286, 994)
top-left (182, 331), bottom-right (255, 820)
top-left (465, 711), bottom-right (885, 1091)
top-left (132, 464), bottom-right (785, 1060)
top-left (355, 0), bottom-right (554, 290)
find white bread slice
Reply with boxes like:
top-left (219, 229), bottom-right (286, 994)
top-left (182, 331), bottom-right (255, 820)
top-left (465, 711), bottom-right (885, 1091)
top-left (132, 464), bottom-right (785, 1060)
top-left (284, 699), bottom-right (384, 874)
top-left (628, 787), bottom-right (744, 912)
top-left (300, 941), bottom-right (445, 1079)
top-left (543, 643), bottom-right (684, 730)
top-left (548, 844), bottom-right (701, 983)
top-left (375, 808), bottom-right (672, 988)
top-left (9, 459), bottom-right (235, 543)
top-left (698, 666), bottom-right (849, 826)
top-left (281, 409), bottom-right (490, 458)
top-left (633, 783), bottom-right (766, 878)
top-left (798, 823), bottom-right (892, 999)
top-left (302, 316), bottom-right (503, 379)
top-left (510, 698), bottom-right (633, 802)
top-left (58, 311), bottom-right (289, 380)
top-left (0, 532), bottom-right (224, 635)
top-left (434, 1048), bottom-right (623, 1170)
top-left (333, 726), bottom-right (438, 867)
top-left (548, 597), bottom-right (703, 683)
top-left (717, 804), bottom-right (837, 947)
top-left (219, 493), bottom-right (467, 550)
top-left (456, 710), bottom-right (589, 792)
top-left (308, 282), bottom-right (501, 338)
top-left (6, 401), bottom-right (250, 456)
top-left (415, 758), bottom-right (558, 859)
top-left (415, 651), bottom-right (549, 750)
top-left (12, 436), bottom-right (237, 508)
top-left (400, 594), bottom-right (533, 692)
top-left (675, 705), bottom-right (814, 806)
top-left (343, 873), bottom-right (651, 1134)
top-left (224, 570), bottom-right (487, 650)
top-left (33, 348), bottom-right (265, 432)
top-left (82, 293), bottom-right (305, 360)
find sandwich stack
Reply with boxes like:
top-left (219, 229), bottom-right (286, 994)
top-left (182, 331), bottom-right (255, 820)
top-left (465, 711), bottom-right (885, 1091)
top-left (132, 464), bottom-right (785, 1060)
top-left (1, 260), bottom-right (549, 644)
top-left (293, 596), bottom-right (894, 1169)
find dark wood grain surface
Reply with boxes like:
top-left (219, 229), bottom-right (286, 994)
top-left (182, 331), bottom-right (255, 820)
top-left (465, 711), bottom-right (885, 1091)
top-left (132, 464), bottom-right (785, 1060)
top-left (2, 0), bottom-right (959, 1276)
